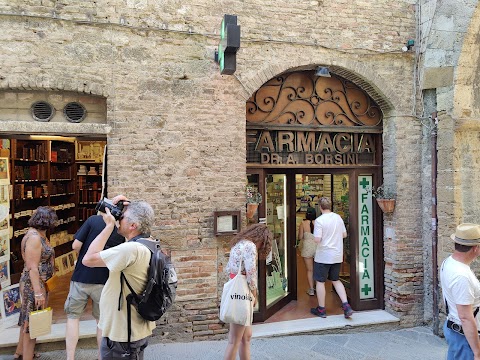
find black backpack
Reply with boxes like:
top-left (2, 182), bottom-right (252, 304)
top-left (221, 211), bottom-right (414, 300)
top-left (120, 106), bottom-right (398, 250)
top-left (119, 237), bottom-right (177, 352)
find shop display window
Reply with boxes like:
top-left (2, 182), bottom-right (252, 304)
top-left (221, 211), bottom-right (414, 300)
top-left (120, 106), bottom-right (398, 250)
top-left (265, 174), bottom-right (289, 307)
top-left (2, 137), bottom-right (106, 284)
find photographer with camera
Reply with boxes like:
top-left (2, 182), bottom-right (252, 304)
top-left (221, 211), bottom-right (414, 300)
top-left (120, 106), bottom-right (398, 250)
top-left (65, 212), bottom-right (125, 360)
top-left (83, 195), bottom-right (156, 360)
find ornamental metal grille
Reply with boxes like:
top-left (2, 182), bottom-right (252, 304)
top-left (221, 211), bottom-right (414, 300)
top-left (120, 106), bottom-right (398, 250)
top-left (246, 71), bottom-right (383, 127)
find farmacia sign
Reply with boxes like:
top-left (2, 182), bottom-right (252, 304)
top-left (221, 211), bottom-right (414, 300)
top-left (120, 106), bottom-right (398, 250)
top-left (247, 130), bottom-right (379, 166)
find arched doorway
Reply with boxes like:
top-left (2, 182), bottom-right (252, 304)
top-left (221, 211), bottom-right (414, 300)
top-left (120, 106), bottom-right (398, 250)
top-left (245, 70), bottom-right (384, 322)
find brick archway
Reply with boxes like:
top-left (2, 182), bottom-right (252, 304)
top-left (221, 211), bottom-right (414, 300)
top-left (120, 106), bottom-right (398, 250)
top-left (240, 60), bottom-right (400, 115)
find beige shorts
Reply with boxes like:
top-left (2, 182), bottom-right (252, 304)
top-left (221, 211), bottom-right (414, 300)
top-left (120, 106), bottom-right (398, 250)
top-left (64, 281), bottom-right (103, 319)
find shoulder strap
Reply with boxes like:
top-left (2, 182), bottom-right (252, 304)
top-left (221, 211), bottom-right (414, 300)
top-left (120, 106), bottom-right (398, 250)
top-left (118, 238), bottom-right (155, 353)
top-left (126, 294), bottom-right (132, 356)
top-left (118, 239), bottom-right (154, 306)
top-left (136, 238), bottom-right (160, 253)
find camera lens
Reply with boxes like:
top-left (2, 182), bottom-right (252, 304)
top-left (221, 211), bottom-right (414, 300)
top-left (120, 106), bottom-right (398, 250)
top-left (95, 198), bottom-right (123, 220)
top-left (94, 198), bottom-right (106, 213)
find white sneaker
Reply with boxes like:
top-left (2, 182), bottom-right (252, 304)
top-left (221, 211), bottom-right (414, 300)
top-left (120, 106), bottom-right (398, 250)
top-left (307, 288), bottom-right (315, 296)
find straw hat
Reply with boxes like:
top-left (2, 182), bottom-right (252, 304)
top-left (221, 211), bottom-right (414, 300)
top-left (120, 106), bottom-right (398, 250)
top-left (450, 223), bottom-right (480, 246)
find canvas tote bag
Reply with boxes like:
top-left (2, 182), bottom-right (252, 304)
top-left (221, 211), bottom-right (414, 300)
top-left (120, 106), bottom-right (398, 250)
top-left (219, 256), bottom-right (254, 325)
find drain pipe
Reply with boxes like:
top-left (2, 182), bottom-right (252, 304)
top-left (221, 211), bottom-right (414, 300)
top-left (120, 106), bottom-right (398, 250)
top-left (431, 111), bottom-right (439, 335)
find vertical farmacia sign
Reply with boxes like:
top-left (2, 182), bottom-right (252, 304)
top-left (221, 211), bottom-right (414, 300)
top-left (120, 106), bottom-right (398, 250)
top-left (358, 176), bottom-right (374, 299)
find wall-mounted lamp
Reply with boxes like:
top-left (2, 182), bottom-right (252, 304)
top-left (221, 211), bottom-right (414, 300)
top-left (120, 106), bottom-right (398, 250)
top-left (402, 39), bottom-right (415, 52)
top-left (315, 66), bottom-right (331, 77)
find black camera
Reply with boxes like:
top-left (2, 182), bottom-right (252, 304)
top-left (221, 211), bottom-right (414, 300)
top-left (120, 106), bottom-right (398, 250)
top-left (95, 198), bottom-right (125, 220)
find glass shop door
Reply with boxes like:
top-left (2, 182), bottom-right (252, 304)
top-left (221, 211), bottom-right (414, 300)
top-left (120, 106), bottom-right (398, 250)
top-left (248, 171), bottom-right (296, 322)
top-left (332, 173), bottom-right (352, 297)
top-left (248, 169), bottom-right (383, 322)
top-left (264, 174), bottom-right (292, 314)
top-left (294, 171), bottom-right (381, 310)
top-left (294, 173), bottom-right (351, 309)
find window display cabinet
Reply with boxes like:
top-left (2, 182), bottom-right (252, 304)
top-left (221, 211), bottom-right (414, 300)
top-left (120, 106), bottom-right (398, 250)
top-left (49, 140), bottom-right (77, 259)
top-left (9, 139), bottom-right (76, 274)
top-left (76, 161), bottom-right (103, 222)
top-left (75, 140), bottom-right (106, 223)
top-left (0, 136), bottom-right (106, 283)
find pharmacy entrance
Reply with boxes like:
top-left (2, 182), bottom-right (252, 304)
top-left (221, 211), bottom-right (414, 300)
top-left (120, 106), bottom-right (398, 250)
top-left (245, 70), bottom-right (385, 323)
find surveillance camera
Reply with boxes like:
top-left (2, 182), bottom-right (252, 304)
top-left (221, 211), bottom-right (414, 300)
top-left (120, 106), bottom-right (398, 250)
top-left (401, 46), bottom-right (408, 52)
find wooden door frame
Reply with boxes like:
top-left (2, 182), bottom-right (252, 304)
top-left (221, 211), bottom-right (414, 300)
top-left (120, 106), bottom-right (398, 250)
top-left (248, 166), bottom-right (384, 322)
top-left (247, 168), bottom-right (269, 323)
top-left (292, 167), bottom-right (383, 311)
top-left (348, 168), bottom-right (384, 311)
top-left (248, 168), bottom-right (298, 322)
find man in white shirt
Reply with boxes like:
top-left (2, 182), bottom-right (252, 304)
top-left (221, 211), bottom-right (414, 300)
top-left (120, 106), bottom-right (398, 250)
top-left (83, 195), bottom-right (156, 360)
top-left (441, 223), bottom-right (480, 360)
top-left (311, 197), bottom-right (353, 319)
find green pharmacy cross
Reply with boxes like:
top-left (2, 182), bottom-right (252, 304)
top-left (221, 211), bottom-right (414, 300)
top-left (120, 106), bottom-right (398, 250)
top-left (361, 283), bottom-right (372, 296)
top-left (359, 177), bottom-right (370, 189)
top-left (215, 14), bottom-right (240, 75)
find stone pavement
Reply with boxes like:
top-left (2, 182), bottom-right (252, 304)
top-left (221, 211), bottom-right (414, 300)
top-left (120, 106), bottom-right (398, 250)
top-left (0, 326), bottom-right (447, 360)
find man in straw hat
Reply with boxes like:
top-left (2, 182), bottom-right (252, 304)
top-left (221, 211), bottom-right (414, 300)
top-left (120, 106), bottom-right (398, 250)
top-left (440, 223), bottom-right (480, 360)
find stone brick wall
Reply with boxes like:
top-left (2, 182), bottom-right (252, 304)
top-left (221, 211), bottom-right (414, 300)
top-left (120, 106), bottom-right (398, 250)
top-left (453, 4), bottom-right (480, 120)
top-left (438, 117), bottom-right (480, 257)
top-left (382, 114), bottom-right (424, 326)
top-left (418, 1), bottom-right (480, 327)
top-left (0, 0), bottom-right (415, 51)
top-left (0, 0), bottom-right (437, 339)
top-left (419, 0), bottom-right (478, 114)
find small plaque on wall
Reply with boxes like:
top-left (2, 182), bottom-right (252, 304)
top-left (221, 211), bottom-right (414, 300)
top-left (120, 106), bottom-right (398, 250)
top-left (214, 211), bottom-right (240, 236)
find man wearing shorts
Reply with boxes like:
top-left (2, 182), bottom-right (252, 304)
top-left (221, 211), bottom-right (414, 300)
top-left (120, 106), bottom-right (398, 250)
top-left (310, 197), bottom-right (353, 319)
top-left (65, 215), bottom-right (124, 360)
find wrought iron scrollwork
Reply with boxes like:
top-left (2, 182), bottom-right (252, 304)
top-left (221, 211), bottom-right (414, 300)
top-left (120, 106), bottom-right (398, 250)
top-left (246, 71), bottom-right (382, 127)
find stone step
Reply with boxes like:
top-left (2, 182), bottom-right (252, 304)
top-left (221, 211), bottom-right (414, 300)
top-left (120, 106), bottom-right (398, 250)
top-left (0, 310), bottom-right (399, 354)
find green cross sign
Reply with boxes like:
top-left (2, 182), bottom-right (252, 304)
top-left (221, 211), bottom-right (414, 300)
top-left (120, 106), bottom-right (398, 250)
top-left (361, 284), bottom-right (372, 296)
top-left (358, 175), bottom-right (374, 300)
top-left (359, 178), bottom-right (370, 189)
top-left (216, 15), bottom-right (240, 75)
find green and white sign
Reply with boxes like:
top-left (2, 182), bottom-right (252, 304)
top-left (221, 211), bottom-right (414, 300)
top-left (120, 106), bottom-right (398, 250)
top-left (358, 176), bottom-right (374, 299)
top-left (216, 15), bottom-right (240, 75)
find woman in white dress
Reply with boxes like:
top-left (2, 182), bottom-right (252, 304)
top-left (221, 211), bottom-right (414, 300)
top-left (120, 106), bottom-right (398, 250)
top-left (223, 223), bottom-right (273, 360)
top-left (297, 207), bottom-right (317, 296)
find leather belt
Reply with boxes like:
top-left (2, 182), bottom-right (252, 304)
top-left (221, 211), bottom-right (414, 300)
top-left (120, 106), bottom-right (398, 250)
top-left (447, 320), bottom-right (480, 335)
